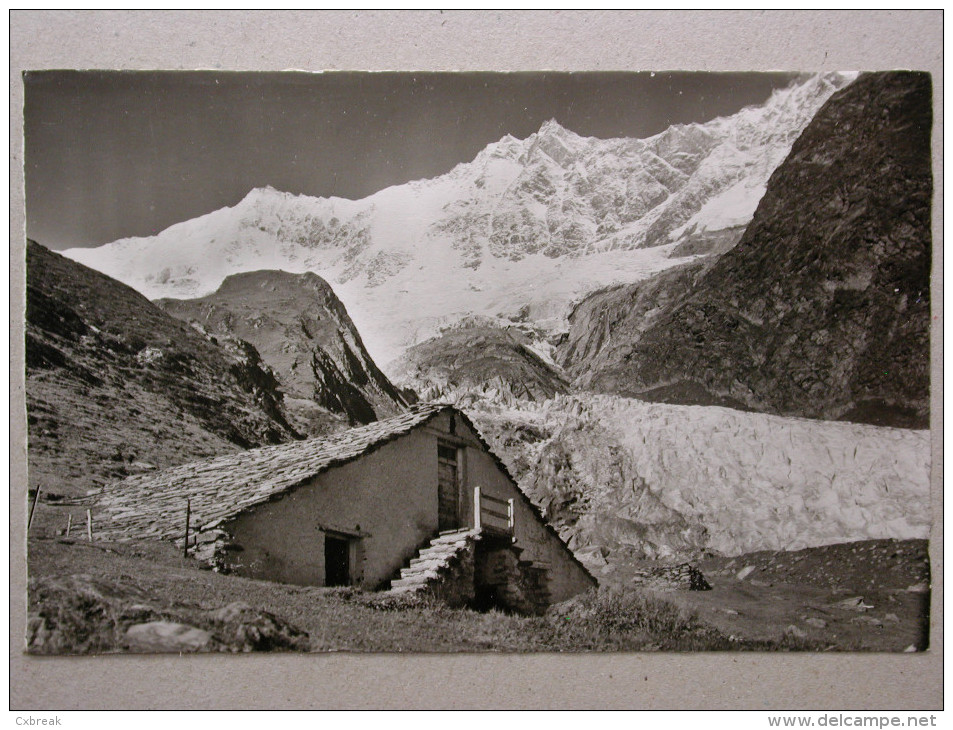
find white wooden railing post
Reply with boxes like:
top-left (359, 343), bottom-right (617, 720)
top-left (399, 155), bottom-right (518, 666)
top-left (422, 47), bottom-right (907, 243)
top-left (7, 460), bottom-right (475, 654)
top-left (473, 487), bottom-right (482, 531)
top-left (507, 498), bottom-right (514, 532)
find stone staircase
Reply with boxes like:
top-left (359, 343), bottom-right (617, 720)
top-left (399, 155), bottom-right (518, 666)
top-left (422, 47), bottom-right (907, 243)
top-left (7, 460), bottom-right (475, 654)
top-left (386, 527), bottom-right (554, 614)
top-left (389, 528), bottom-right (480, 595)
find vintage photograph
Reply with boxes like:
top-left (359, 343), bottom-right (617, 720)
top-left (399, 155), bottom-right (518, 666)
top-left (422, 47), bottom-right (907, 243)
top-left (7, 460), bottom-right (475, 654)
top-left (22, 69), bottom-right (932, 654)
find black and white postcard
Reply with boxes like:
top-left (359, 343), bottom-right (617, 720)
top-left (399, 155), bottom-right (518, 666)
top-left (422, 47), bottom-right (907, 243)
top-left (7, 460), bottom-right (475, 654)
top-left (22, 67), bottom-right (933, 656)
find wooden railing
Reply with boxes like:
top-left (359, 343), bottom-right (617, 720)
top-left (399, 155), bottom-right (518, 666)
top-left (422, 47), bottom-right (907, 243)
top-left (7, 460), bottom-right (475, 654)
top-left (473, 487), bottom-right (514, 536)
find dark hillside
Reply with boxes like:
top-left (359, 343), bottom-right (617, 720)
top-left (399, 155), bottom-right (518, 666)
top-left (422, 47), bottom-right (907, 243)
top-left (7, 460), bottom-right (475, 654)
top-left (25, 240), bottom-right (299, 504)
top-left (159, 270), bottom-right (408, 435)
top-left (391, 322), bottom-right (569, 405)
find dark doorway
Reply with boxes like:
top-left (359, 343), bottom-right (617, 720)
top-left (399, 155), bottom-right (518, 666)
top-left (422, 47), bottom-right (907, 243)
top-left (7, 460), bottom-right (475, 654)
top-left (438, 443), bottom-right (459, 531)
top-left (325, 533), bottom-right (351, 587)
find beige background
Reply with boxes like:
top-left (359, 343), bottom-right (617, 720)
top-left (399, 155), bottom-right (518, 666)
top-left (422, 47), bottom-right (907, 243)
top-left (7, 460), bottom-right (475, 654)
top-left (9, 10), bottom-right (943, 710)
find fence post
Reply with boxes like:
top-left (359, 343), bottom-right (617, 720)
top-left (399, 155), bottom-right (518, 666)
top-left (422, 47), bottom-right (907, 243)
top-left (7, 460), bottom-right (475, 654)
top-left (507, 498), bottom-right (515, 532)
top-left (27, 487), bottom-right (41, 534)
top-left (183, 498), bottom-right (191, 558)
top-left (86, 509), bottom-right (92, 542)
top-left (65, 513), bottom-right (72, 538)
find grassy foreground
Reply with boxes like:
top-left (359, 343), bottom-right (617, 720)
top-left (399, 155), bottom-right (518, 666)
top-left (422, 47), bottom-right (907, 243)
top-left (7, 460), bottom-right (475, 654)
top-left (25, 538), bottom-right (819, 654)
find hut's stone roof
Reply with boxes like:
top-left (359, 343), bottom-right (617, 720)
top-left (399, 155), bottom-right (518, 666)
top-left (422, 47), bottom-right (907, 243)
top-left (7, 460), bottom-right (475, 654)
top-left (92, 403), bottom-right (449, 541)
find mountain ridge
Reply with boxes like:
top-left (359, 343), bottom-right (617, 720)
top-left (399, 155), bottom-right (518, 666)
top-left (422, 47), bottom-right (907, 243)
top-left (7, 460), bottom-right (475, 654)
top-left (157, 269), bottom-right (410, 435)
top-left (62, 73), bottom-right (852, 367)
top-left (390, 319), bottom-right (570, 407)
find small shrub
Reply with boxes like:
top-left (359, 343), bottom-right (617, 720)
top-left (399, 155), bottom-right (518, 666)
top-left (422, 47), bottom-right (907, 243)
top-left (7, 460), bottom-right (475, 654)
top-left (546, 586), bottom-right (709, 650)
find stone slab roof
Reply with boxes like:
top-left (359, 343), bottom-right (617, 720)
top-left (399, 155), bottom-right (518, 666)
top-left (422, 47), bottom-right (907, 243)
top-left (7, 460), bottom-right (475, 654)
top-left (91, 403), bottom-right (449, 541)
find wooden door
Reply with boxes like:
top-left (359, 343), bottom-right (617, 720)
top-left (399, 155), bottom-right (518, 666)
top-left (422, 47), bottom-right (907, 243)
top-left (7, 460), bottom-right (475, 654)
top-left (325, 533), bottom-right (351, 586)
top-left (437, 443), bottom-right (459, 531)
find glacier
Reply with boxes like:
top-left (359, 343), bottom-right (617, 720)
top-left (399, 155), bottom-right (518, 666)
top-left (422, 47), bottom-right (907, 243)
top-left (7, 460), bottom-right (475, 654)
top-left (472, 393), bottom-right (931, 559)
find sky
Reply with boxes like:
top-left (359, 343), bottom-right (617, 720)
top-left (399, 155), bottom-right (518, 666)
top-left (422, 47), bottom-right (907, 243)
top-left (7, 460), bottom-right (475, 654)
top-left (23, 71), bottom-right (800, 250)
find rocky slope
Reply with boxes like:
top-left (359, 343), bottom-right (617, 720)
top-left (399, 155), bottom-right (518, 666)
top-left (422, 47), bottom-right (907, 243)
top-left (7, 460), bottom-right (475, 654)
top-left (471, 394), bottom-right (931, 562)
top-left (558, 72), bottom-right (933, 428)
top-left (28, 573), bottom-right (310, 654)
top-left (158, 270), bottom-right (408, 435)
top-left (390, 318), bottom-right (569, 406)
top-left (25, 241), bottom-right (300, 499)
top-left (63, 74), bottom-right (851, 367)
top-left (556, 259), bottom-right (709, 382)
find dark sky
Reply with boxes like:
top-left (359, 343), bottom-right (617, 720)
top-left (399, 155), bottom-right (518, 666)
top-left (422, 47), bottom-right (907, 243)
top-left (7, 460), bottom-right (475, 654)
top-left (24, 71), bottom-right (800, 250)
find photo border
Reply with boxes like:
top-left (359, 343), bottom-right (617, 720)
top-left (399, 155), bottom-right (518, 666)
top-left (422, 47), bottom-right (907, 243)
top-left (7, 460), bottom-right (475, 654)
top-left (9, 9), bottom-right (943, 710)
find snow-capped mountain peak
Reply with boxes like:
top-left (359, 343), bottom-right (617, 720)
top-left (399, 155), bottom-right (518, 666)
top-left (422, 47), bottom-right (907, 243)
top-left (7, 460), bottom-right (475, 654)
top-left (63, 73), bottom-right (853, 368)
top-left (537, 117), bottom-right (568, 134)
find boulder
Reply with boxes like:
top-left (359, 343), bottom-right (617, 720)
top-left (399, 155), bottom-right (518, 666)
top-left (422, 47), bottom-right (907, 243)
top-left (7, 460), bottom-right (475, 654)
top-left (125, 621), bottom-right (211, 653)
top-left (209, 601), bottom-right (310, 652)
top-left (833, 596), bottom-right (874, 612)
top-left (575, 545), bottom-right (609, 568)
top-left (736, 566), bottom-right (756, 580)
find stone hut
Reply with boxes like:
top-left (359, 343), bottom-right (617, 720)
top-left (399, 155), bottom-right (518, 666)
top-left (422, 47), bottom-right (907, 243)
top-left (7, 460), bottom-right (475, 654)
top-left (92, 403), bottom-right (596, 613)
